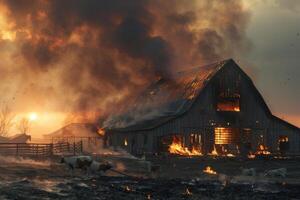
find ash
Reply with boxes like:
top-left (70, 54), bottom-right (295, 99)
top-left (1, 156), bottom-right (300, 200)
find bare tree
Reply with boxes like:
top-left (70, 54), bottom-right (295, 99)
top-left (18, 118), bottom-right (31, 134)
top-left (0, 105), bottom-right (15, 137)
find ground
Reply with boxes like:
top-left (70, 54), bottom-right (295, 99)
top-left (0, 155), bottom-right (300, 200)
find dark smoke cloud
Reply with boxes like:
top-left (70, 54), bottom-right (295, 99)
top-left (0, 0), bottom-right (251, 123)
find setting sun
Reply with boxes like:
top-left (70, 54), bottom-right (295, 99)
top-left (28, 112), bottom-right (38, 121)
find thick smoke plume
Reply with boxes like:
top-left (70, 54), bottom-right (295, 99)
top-left (0, 0), bottom-right (250, 124)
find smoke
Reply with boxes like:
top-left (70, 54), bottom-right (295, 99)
top-left (0, 0), bottom-right (251, 124)
top-left (0, 155), bottom-right (51, 166)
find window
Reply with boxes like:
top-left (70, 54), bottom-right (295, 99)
top-left (217, 93), bottom-right (240, 112)
top-left (214, 127), bottom-right (240, 144)
top-left (278, 135), bottom-right (289, 154)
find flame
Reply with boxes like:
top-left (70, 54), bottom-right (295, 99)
top-left (168, 137), bottom-right (202, 156)
top-left (203, 166), bottom-right (217, 175)
top-left (226, 153), bottom-right (235, 157)
top-left (97, 128), bottom-right (105, 136)
top-left (256, 144), bottom-right (271, 155)
top-left (279, 136), bottom-right (288, 142)
top-left (124, 138), bottom-right (128, 146)
top-left (209, 145), bottom-right (218, 156)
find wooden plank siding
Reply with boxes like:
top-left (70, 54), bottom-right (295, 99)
top-left (107, 60), bottom-right (300, 155)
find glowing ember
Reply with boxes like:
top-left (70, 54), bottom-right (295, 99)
top-left (203, 166), bottom-right (217, 175)
top-left (256, 144), bottom-right (271, 155)
top-left (209, 145), bottom-right (218, 156)
top-left (226, 153), bottom-right (235, 157)
top-left (168, 137), bottom-right (202, 156)
top-left (97, 128), bottom-right (105, 136)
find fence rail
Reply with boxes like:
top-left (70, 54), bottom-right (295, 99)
top-left (0, 141), bottom-right (83, 157)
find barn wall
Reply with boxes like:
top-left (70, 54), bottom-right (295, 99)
top-left (108, 62), bottom-right (300, 155)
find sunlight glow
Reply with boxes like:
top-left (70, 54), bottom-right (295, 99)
top-left (28, 112), bottom-right (38, 121)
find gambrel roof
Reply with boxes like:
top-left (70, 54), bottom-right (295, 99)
top-left (105, 59), bottom-right (299, 132)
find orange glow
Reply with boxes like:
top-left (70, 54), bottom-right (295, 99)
top-left (256, 144), bottom-right (271, 155)
top-left (97, 128), bottom-right (105, 136)
top-left (209, 145), bottom-right (218, 156)
top-left (214, 127), bottom-right (239, 145)
top-left (217, 96), bottom-right (240, 112)
top-left (279, 136), bottom-right (288, 142)
top-left (226, 153), bottom-right (235, 157)
top-left (168, 136), bottom-right (202, 156)
top-left (203, 166), bottom-right (217, 175)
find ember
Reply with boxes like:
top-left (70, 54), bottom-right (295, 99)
top-left (168, 136), bottom-right (202, 156)
top-left (256, 144), bottom-right (271, 155)
top-left (203, 166), bottom-right (217, 175)
top-left (97, 128), bottom-right (105, 136)
top-left (209, 145), bottom-right (218, 156)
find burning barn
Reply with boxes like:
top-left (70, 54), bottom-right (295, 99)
top-left (104, 59), bottom-right (300, 156)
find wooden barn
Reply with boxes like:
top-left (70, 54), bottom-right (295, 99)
top-left (104, 59), bottom-right (300, 156)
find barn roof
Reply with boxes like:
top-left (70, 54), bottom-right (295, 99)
top-left (104, 59), bottom-right (230, 131)
top-left (44, 123), bottom-right (98, 138)
top-left (105, 59), bottom-right (300, 132)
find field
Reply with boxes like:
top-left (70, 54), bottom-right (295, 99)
top-left (0, 155), bottom-right (300, 200)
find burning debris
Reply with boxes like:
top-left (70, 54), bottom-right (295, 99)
top-left (256, 144), bottom-right (271, 155)
top-left (203, 166), bottom-right (217, 175)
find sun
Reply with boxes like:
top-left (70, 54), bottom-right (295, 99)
top-left (28, 112), bottom-right (38, 121)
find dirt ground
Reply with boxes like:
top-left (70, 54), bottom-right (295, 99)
top-left (0, 155), bottom-right (300, 200)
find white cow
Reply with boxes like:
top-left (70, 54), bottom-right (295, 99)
top-left (88, 160), bottom-right (112, 174)
top-left (60, 156), bottom-right (93, 173)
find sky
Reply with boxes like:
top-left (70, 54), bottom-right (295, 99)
top-left (0, 0), bottom-right (299, 137)
top-left (241, 0), bottom-right (300, 127)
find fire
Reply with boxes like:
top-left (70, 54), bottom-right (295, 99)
top-left (97, 128), bottom-right (105, 136)
top-left (256, 144), bottom-right (271, 155)
top-left (226, 153), bottom-right (235, 157)
top-left (124, 138), bottom-right (128, 146)
top-left (203, 166), bottom-right (217, 175)
top-left (209, 145), bottom-right (218, 156)
top-left (168, 137), bottom-right (202, 156)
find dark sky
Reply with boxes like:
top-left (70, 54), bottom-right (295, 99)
top-left (240, 0), bottom-right (300, 127)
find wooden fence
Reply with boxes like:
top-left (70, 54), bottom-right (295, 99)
top-left (0, 141), bottom-right (83, 157)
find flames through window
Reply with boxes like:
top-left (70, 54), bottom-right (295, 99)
top-left (214, 127), bottom-right (240, 144)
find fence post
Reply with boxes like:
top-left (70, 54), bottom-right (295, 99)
top-left (73, 142), bottom-right (76, 155)
top-left (16, 144), bottom-right (19, 156)
top-left (49, 143), bottom-right (53, 157)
